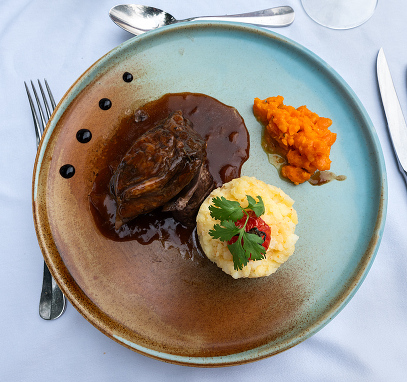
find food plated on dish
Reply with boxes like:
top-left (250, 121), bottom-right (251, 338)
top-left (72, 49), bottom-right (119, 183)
top-left (32, 22), bottom-right (386, 366)
top-left (254, 95), bottom-right (338, 185)
top-left (89, 89), bottom-right (342, 280)
top-left (197, 176), bottom-right (298, 279)
top-left (89, 91), bottom-right (306, 280)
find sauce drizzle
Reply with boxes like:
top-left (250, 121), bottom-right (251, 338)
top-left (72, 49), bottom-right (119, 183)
top-left (308, 171), bottom-right (347, 186)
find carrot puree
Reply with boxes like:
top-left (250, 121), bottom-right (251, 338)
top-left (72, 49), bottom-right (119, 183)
top-left (253, 96), bottom-right (336, 185)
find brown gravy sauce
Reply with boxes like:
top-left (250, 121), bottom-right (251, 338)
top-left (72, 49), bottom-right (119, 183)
top-left (261, 131), bottom-right (346, 186)
top-left (261, 131), bottom-right (287, 170)
top-left (308, 171), bottom-right (347, 186)
top-left (89, 93), bottom-right (250, 252)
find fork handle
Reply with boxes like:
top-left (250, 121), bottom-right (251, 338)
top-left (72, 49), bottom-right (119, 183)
top-left (39, 262), bottom-right (66, 319)
top-left (37, 141), bottom-right (66, 320)
top-left (36, 153), bottom-right (66, 319)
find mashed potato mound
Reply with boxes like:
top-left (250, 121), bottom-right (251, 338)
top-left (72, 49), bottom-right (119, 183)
top-left (196, 176), bottom-right (298, 279)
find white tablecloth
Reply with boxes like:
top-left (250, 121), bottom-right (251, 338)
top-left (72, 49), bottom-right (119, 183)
top-left (1, 0), bottom-right (407, 380)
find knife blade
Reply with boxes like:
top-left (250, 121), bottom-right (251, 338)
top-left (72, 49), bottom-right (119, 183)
top-left (377, 48), bottom-right (407, 182)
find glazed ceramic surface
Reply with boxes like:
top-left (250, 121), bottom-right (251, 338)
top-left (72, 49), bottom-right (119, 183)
top-left (32, 22), bottom-right (386, 366)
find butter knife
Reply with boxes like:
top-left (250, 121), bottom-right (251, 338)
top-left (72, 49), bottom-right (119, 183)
top-left (377, 48), bottom-right (407, 183)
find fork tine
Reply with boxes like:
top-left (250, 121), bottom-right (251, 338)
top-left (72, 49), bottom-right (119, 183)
top-left (25, 79), bottom-right (57, 148)
top-left (30, 80), bottom-right (47, 132)
top-left (24, 81), bottom-right (42, 147)
top-left (38, 80), bottom-right (51, 120)
top-left (44, 79), bottom-right (56, 110)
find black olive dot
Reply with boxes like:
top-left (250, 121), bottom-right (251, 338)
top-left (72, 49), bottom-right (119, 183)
top-left (59, 164), bottom-right (75, 179)
top-left (99, 98), bottom-right (112, 110)
top-left (76, 129), bottom-right (92, 143)
top-left (123, 72), bottom-right (133, 82)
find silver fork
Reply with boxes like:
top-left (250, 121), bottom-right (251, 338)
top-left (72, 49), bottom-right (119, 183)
top-left (25, 79), bottom-right (66, 320)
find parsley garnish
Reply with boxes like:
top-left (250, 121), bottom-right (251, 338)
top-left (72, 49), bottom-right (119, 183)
top-left (208, 195), bottom-right (266, 271)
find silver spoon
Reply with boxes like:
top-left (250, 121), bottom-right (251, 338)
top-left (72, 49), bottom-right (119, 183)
top-left (109, 4), bottom-right (295, 36)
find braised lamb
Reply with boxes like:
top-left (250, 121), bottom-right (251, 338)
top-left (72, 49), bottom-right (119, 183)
top-left (110, 110), bottom-right (214, 229)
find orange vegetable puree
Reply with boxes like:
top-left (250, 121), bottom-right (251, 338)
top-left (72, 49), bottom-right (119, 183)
top-left (253, 96), bottom-right (336, 185)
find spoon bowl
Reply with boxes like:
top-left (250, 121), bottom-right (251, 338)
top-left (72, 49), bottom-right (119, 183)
top-left (109, 4), bottom-right (295, 35)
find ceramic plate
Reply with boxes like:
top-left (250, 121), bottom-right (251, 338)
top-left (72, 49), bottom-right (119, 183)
top-left (32, 22), bottom-right (386, 366)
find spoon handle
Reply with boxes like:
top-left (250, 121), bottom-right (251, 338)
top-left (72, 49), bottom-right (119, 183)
top-left (180, 6), bottom-right (295, 27)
